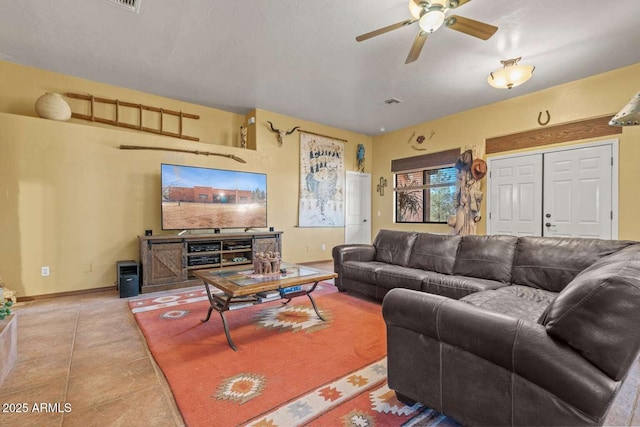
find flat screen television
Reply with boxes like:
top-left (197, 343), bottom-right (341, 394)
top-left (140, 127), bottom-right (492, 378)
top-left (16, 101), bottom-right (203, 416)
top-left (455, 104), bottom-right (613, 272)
top-left (161, 163), bottom-right (267, 230)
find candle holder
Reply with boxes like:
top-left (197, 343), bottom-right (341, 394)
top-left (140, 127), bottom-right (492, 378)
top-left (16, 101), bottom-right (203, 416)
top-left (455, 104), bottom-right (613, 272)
top-left (377, 177), bottom-right (388, 196)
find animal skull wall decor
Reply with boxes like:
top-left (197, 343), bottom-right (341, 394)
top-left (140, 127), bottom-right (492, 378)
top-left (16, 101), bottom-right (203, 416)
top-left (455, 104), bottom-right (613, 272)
top-left (266, 121), bottom-right (300, 146)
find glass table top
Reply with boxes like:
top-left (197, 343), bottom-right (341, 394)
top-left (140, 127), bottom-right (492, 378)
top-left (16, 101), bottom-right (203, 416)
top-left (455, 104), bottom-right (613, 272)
top-left (201, 262), bottom-right (322, 287)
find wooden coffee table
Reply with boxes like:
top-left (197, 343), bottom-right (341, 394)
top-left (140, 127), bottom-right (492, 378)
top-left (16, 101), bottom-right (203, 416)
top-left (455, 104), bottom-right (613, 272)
top-left (193, 263), bottom-right (337, 350)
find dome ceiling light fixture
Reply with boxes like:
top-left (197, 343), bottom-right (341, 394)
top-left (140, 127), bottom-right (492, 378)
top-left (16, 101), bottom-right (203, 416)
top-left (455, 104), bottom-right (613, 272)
top-left (487, 57), bottom-right (535, 90)
top-left (609, 91), bottom-right (640, 126)
top-left (356, 0), bottom-right (498, 64)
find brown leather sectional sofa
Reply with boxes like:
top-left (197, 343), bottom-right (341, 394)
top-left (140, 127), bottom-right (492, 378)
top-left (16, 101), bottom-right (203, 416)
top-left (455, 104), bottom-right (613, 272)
top-left (332, 229), bottom-right (640, 426)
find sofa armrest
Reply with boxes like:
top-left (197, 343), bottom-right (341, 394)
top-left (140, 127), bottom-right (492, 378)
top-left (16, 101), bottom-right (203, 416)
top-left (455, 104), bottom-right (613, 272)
top-left (332, 244), bottom-right (376, 264)
top-left (332, 244), bottom-right (376, 290)
top-left (382, 288), bottom-right (617, 421)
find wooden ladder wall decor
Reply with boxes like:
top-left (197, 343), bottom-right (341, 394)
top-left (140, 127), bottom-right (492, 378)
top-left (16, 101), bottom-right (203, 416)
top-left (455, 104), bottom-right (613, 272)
top-left (65, 92), bottom-right (200, 141)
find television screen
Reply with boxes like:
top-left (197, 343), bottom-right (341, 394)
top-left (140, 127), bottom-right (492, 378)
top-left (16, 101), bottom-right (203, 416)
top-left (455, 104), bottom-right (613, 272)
top-left (161, 163), bottom-right (267, 230)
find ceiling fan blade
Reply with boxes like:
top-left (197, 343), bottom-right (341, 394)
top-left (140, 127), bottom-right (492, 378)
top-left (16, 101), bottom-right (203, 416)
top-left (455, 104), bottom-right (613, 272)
top-left (405, 31), bottom-right (429, 64)
top-left (356, 19), bottom-right (416, 42)
top-left (445, 15), bottom-right (498, 40)
top-left (450, 0), bottom-right (472, 8)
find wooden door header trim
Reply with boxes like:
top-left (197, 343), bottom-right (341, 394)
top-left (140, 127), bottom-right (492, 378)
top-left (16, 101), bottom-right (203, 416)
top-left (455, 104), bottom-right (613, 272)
top-left (485, 115), bottom-right (621, 154)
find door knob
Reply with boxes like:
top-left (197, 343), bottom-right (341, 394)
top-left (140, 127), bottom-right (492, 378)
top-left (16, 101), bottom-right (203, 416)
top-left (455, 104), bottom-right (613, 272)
top-left (545, 222), bottom-right (551, 227)
top-left (545, 213), bottom-right (551, 218)
top-left (363, 219), bottom-right (367, 222)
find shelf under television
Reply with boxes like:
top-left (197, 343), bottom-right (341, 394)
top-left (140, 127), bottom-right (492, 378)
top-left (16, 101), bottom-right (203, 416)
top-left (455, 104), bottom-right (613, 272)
top-left (187, 250), bottom-right (220, 257)
top-left (221, 261), bottom-right (252, 268)
top-left (187, 264), bottom-right (221, 270)
top-left (222, 249), bottom-right (252, 254)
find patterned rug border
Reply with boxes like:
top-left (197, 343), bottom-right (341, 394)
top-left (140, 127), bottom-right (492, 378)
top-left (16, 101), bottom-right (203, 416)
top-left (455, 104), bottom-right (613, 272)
top-left (130, 287), bottom-right (217, 313)
top-left (244, 357), bottom-right (389, 426)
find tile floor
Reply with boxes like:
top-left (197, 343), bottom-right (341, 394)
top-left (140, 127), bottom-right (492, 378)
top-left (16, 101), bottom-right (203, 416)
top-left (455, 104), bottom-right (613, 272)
top-left (0, 260), bottom-right (639, 426)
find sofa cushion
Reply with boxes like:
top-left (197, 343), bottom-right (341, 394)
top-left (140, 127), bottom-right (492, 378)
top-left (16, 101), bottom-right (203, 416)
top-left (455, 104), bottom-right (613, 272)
top-left (512, 236), bottom-right (634, 292)
top-left (375, 265), bottom-right (434, 291)
top-left (452, 235), bottom-right (518, 283)
top-left (422, 274), bottom-right (507, 300)
top-left (542, 244), bottom-right (640, 380)
top-left (341, 261), bottom-right (387, 284)
top-left (462, 286), bottom-right (556, 323)
top-left (373, 230), bottom-right (418, 267)
top-left (407, 233), bottom-right (461, 275)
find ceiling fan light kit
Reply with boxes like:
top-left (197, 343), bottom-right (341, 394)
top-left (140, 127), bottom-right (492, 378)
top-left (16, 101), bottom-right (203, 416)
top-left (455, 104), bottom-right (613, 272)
top-left (358, 0), bottom-right (498, 64)
top-left (419, 9), bottom-right (446, 32)
top-left (487, 57), bottom-right (535, 90)
top-left (609, 91), bottom-right (640, 126)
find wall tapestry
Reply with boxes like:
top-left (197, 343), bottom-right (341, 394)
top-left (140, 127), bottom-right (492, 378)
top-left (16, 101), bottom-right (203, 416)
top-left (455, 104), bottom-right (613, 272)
top-left (299, 131), bottom-right (345, 227)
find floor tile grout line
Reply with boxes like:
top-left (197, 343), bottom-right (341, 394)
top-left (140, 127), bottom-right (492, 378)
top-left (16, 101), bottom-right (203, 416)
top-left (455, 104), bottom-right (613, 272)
top-left (629, 371), bottom-right (640, 427)
top-left (60, 301), bottom-right (81, 426)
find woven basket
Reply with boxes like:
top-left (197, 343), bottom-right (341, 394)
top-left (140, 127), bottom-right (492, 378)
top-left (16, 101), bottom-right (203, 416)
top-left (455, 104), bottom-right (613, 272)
top-left (35, 92), bottom-right (72, 121)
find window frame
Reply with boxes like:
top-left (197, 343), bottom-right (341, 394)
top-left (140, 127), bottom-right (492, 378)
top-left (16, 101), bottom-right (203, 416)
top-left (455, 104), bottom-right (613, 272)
top-left (394, 164), bottom-right (457, 224)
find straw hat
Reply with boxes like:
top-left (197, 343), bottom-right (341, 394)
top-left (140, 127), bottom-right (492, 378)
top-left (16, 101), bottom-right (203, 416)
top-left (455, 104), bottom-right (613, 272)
top-left (471, 158), bottom-right (488, 180)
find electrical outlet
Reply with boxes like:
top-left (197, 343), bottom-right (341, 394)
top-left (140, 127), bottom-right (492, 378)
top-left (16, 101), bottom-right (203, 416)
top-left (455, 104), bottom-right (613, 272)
top-left (321, 243), bottom-right (326, 251)
top-left (41, 266), bottom-right (50, 277)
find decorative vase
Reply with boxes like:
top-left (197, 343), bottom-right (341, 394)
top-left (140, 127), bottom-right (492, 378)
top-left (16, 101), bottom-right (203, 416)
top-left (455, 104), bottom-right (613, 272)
top-left (34, 92), bottom-right (72, 121)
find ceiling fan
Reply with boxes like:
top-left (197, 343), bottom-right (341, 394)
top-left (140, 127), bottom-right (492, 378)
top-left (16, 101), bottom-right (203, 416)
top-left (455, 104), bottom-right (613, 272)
top-left (356, 0), bottom-right (498, 64)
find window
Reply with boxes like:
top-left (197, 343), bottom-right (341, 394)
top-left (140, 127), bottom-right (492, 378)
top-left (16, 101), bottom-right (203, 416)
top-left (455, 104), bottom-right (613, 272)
top-left (395, 166), bottom-right (456, 223)
top-left (391, 148), bottom-right (460, 224)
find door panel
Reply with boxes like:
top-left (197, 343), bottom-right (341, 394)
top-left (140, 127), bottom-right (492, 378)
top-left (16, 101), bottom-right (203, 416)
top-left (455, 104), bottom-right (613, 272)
top-left (543, 145), bottom-right (612, 238)
top-left (489, 154), bottom-right (542, 236)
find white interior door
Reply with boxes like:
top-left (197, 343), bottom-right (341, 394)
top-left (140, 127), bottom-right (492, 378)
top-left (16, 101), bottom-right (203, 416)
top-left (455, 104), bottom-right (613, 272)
top-left (345, 172), bottom-right (371, 244)
top-left (489, 154), bottom-right (543, 236)
top-left (543, 145), bottom-right (613, 238)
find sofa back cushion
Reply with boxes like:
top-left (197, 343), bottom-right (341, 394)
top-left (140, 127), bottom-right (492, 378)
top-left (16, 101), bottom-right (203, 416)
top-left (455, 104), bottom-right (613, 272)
top-left (512, 237), bottom-right (634, 292)
top-left (452, 235), bottom-right (518, 283)
top-left (373, 229), bottom-right (418, 267)
top-left (542, 244), bottom-right (640, 380)
top-left (407, 233), bottom-right (461, 274)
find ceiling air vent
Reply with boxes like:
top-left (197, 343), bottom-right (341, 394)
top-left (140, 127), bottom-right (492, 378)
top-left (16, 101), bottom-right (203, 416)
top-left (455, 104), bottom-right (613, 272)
top-left (104, 0), bottom-right (141, 13)
top-left (383, 98), bottom-right (403, 106)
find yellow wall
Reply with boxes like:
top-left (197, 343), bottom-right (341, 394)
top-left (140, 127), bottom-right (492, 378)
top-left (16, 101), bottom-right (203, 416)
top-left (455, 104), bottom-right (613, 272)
top-left (3, 58), bottom-right (639, 298)
top-left (0, 61), bottom-right (372, 297)
top-left (371, 62), bottom-right (640, 239)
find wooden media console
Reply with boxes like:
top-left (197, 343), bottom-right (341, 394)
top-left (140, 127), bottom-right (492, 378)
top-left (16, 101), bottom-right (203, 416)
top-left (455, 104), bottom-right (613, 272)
top-left (138, 231), bottom-right (282, 293)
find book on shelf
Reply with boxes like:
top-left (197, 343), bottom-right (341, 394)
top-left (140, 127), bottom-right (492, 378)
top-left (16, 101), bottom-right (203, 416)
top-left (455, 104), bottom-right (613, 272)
top-left (226, 301), bottom-right (256, 311)
top-left (256, 290), bottom-right (281, 303)
top-left (279, 285), bottom-right (303, 297)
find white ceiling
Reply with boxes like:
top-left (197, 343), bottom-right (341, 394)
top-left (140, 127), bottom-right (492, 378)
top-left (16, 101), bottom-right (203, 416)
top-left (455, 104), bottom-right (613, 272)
top-left (1, 0), bottom-right (639, 136)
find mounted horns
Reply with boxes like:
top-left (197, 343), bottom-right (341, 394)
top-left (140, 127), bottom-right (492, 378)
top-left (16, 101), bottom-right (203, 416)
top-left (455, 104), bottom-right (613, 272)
top-left (266, 121), bottom-right (300, 145)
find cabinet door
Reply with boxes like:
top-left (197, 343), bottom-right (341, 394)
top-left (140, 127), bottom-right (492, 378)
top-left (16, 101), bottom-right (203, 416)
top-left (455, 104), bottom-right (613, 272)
top-left (147, 243), bottom-right (185, 285)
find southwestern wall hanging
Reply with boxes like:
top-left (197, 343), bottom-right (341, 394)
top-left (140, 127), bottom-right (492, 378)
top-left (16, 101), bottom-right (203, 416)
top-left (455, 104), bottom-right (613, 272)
top-left (299, 131), bottom-right (345, 227)
top-left (447, 145), bottom-right (487, 236)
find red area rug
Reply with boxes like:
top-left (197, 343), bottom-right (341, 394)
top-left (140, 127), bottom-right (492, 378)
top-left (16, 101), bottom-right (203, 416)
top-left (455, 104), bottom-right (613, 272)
top-left (130, 283), bottom-right (458, 426)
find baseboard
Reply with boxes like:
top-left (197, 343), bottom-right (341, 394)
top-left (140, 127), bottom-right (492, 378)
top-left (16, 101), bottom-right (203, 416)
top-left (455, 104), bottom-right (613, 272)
top-left (16, 285), bottom-right (117, 302)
